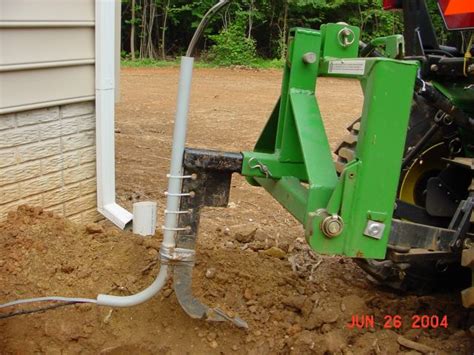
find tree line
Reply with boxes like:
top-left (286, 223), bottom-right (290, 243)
top-left (120, 0), bottom-right (446, 65)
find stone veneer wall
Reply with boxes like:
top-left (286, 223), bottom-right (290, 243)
top-left (0, 101), bottom-right (100, 224)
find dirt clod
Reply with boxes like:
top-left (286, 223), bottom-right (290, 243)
top-left (207, 332), bottom-right (217, 341)
top-left (244, 288), bottom-right (254, 301)
top-left (283, 295), bottom-right (307, 312)
top-left (235, 228), bottom-right (257, 243)
top-left (205, 267), bottom-right (217, 279)
top-left (85, 223), bottom-right (104, 234)
top-left (262, 246), bottom-right (286, 259)
top-left (143, 237), bottom-right (161, 250)
top-left (397, 335), bottom-right (437, 354)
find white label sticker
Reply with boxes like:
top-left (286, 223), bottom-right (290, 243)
top-left (328, 59), bottom-right (366, 75)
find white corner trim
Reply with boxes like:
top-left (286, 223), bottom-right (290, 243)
top-left (95, 0), bottom-right (133, 229)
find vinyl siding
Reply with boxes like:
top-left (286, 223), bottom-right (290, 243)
top-left (0, 0), bottom-right (94, 22)
top-left (0, 0), bottom-right (96, 114)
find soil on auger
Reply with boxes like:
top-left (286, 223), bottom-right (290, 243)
top-left (1, 67), bottom-right (472, 354)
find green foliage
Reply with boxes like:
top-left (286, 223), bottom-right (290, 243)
top-left (426, 0), bottom-right (450, 44)
top-left (121, 58), bottom-right (283, 69)
top-left (121, 58), bottom-right (217, 68)
top-left (120, 0), bottom-right (462, 66)
top-left (207, 15), bottom-right (257, 66)
top-left (356, 4), bottom-right (403, 42)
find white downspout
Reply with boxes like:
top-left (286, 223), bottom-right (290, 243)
top-left (95, 0), bottom-right (133, 229)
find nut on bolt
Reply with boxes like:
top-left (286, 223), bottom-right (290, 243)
top-left (320, 214), bottom-right (344, 238)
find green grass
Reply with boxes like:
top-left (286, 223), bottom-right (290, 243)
top-left (121, 58), bottom-right (284, 69)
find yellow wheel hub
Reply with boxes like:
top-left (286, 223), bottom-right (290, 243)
top-left (399, 142), bottom-right (450, 205)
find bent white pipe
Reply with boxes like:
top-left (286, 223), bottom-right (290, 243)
top-left (96, 57), bottom-right (195, 307)
top-left (96, 265), bottom-right (169, 307)
top-left (1, 266), bottom-right (169, 309)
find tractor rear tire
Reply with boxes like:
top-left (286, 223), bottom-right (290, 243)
top-left (335, 97), bottom-right (470, 294)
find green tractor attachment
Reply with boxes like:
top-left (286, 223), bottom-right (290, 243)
top-left (166, 0), bottom-right (474, 327)
top-left (242, 25), bottom-right (417, 259)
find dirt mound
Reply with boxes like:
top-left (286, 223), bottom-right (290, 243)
top-left (1, 206), bottom-right (472, 354)
top-left (1, 68), bottom-right (473, 353)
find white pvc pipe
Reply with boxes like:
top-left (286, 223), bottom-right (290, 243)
top-left (96, 265), bottom-right (169, 307)
top-left (95, 57), bottom-right (195, 307)
top-left (162, 56), bottom-right (195, 248)
top-left (133, 201), bottom-right (157, 236)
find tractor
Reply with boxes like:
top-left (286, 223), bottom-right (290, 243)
top-left (159, 0), bottom-right (474, 326)
top-left (1, 0), bottom-right (473, 329)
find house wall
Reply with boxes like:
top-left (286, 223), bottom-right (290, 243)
top-left (0, 0), bottom-right (101, 222)
top-left (0, 0), bottom-right (96, 114)
top-left (0, 103), bottom-right (100, 223)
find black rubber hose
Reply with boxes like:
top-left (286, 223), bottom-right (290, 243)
top-left (414, 79), bottom-right (474, 130)
top-left (401, 123), bottom-right (439, 169)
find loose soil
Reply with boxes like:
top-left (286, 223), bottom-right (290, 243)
top-left (0, 67), bottom-right (472, 354)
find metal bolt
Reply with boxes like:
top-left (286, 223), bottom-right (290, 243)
top-left (341, 28), bottom-right (352, 37)
top-left (302, 52), bottom-right (317, 64)
top-left (320, 215), bottom-right (344, 238)
top-left (337, 27), bottom-right (355, 47)
top-left (327, 221), bottom-right (340, 234)
top-left (367, 224), bottom-right (381, 236)
top-left (430, 64), bottom-right (439, 72)
top-left (363, 220), bottom-right (385, 239)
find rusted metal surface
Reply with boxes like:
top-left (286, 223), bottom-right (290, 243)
top-left (389, 219), bottom-right (471, 253)
top-left (387, 248), bottom-right (460, 263)
top-left (176, 149), bottom-right (243, 250)
top-left (172, 148), bottom-right (247, 328)
top-left (183, 148), bottom-right (243, 172)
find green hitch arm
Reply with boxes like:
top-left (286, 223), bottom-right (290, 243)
top-left (242, 24), bottom-right (418, 259)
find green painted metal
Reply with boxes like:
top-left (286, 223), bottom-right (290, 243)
top-left (320, 24), bottom-right (360, 59)
top-left (431, 80), bottom-right (474, 114)
top-left (430, 80), bottom-right (474, 157)
top-left (255, 176), bottom-right (308, 223)
top-left (242, 24), bottom-right (418, 259)
top-left (370, 35), bottom-right (405, 59)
